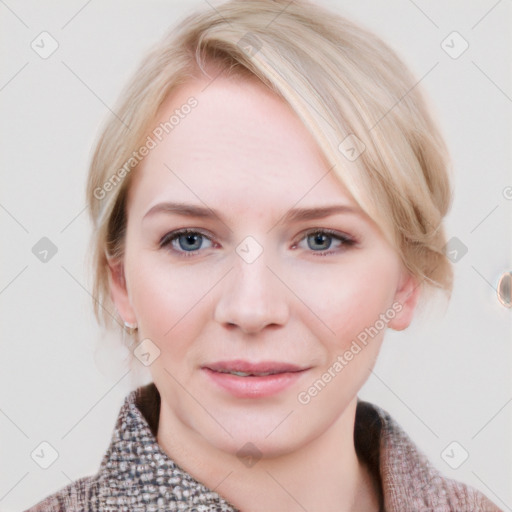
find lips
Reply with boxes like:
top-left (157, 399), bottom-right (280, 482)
top-left (201, 359), bottom-right (309, 398)
top-left (203, 359), bottom-right (306, 376)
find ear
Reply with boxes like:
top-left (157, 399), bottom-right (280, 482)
top-left (107, 256), bottom-right (137, 325)
top-left (387, 268), bottom-right (421, 331)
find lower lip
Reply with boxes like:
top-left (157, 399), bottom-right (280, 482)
top-left (202, 368), bottom-right (307, 398)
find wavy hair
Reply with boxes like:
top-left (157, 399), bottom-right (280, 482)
top-left (86, 0), bottom-right (454, 335)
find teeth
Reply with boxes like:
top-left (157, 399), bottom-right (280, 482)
top-left (218, 370), bottom-right (279, 377)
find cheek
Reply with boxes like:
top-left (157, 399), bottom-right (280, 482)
top-left (291, 254), bottom-right (399, 349)
top-left (127, 252), bottom-right (212, 345)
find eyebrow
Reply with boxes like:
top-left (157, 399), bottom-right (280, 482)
top-left (142, 201), bottom-right (362, 224)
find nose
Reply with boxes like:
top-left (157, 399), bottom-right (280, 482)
top-left (214, 250), bottom-right (290, 335)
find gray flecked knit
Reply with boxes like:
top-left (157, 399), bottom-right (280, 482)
top-left (25, 382), bottom-right (502, 512)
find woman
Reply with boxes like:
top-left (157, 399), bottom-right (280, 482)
top-left (26, 0), bottom-right (501, 510)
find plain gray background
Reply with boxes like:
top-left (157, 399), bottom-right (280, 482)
top-left (1, 1), bottom-right (511, 510)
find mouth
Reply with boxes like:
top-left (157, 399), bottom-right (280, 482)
top-left (201, 360), bottom-right (310, 398)
top-left (203, 359), bottom-right (307, 376)
top-left (211, 370), bottom-right (288, 377)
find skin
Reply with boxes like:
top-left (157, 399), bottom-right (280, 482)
top-left (108, 67), bottom-right (420, 512)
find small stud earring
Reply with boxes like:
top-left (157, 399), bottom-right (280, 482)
top-left (124, 321), bottom-right (138, 333)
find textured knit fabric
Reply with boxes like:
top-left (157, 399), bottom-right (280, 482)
top-left (25, 382), bottom-right (502, 512)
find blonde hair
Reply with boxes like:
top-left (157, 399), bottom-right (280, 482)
top-left (86, 0), bottom-right (453, 337)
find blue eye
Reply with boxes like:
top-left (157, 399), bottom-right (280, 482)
top-left (159, 229), bottom-right (213, 256)
top-left (297, 229), bottom-right (355, 256)
top-left (159, 228), bottom-right (356, 258)
top-left (308, 232), bottom-right (333, 251)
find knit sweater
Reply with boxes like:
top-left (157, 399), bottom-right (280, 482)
top-left (25, 382), bottom-right (502, 512)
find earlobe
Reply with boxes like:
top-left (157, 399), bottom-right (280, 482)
top-left (107, 256), bottom-right (137, 325)
top-left (387, 270), bottom-right (421, 331)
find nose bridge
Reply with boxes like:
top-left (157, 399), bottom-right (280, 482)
top-left (235, 248), bottom-right (274, 296)
top-left (214, 237), bottom-right (289, 332)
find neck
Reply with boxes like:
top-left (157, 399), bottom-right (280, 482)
top-left (156, 397), bottom-right (381, 512)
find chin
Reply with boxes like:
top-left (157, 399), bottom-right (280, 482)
top-left (197, 412), bottom-right (317, 460)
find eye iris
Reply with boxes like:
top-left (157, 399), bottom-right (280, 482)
top-left (308, 232), bottom-right (331, 251)
top-left (179, 233), bottom-right (202, 251)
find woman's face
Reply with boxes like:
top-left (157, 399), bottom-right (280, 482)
top-left (109, 73), bottom-right (419, 457)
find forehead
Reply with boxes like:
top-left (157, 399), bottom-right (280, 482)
top-left (128, 74), bottom-right (358, 215)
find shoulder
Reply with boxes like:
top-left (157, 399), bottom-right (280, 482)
top-left (356, 400), bottom-right (503, 512)
top-left (23, 475), bottom-right (97, 512)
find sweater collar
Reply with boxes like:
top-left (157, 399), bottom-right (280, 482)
top-left (97, 382), bottom-right (237, 510)
top-left (95, 382), bottom-right (448, 511)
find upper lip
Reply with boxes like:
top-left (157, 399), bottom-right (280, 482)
top-left (203, 359), bottom-right (307, 374)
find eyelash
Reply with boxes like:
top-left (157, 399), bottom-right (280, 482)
top-left (293, 228), bottom-right (356, 256)
top-left (159, 228), bottom-right (356, 259)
